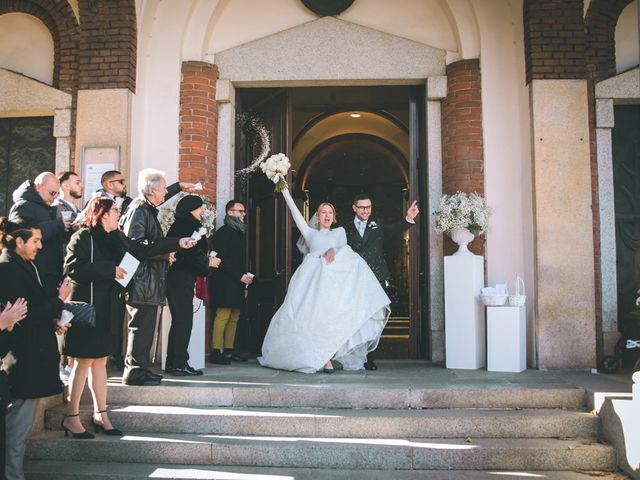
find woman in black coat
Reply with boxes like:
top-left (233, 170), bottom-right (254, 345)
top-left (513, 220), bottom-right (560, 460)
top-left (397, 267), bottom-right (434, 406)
top-left (165, 195), bottom-right (220, 376)
top-left (62, 197), bottom-right (128, 439)
top-left (165, 195), bottom-right (220, 377)
top-left (0, 217), bottom-right (71, 479)
top-left (208, 200), bottom-right (252, 364)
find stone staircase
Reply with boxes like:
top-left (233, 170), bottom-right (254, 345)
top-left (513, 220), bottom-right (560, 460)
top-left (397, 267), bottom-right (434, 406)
top-left (23, 367), bottom-right (623, 479)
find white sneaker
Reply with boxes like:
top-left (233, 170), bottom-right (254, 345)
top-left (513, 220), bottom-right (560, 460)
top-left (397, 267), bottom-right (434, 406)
top-left (59, 364), bottom-right (70, 382)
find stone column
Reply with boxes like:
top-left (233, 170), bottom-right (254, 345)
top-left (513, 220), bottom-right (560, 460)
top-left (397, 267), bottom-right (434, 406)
top-left (530, 79), bottom-right (596, 369)
top-left (595, 97), bottom-right (619, 355)
top-left (215, 79), bottom-right (236, 229)
top-left (53, 107), bottom-right (72, 172)
top-left (427, 76), bottom-right (446, 362)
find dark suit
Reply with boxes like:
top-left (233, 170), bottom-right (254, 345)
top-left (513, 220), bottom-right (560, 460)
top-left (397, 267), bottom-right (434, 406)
top-left (345, 217), bottom-right (414, 285)
top-left (345, 216), bottom-right (414, 365)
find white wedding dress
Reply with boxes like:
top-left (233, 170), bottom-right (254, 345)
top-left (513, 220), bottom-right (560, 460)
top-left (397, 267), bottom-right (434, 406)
top-left (258, 188), bottom-right (390, 373)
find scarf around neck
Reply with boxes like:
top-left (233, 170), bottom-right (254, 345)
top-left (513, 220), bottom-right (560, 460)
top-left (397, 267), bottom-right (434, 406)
top-left (224, 214), bottom-right (247, 234)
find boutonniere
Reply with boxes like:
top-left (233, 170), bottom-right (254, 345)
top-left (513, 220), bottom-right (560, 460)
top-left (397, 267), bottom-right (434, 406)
top-left (368, 221), bottom-right (378, 229)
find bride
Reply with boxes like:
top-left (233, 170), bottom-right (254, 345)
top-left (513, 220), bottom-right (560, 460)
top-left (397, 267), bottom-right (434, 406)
top-left (258, 187), bottom-right (390, 373)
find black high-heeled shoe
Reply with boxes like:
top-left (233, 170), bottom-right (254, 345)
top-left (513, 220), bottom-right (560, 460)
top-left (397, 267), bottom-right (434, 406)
top-left (61, 413), bottom-right (95, 439)
top-left (92, 409), bottom-right (123, 436)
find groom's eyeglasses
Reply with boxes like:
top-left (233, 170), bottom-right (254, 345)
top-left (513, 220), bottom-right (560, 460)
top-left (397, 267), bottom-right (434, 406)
top-left (355, 205), bottom-right (372, 210)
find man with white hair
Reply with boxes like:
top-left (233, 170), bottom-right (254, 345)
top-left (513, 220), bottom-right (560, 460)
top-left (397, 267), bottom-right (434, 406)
top-left (9, 172), bottom-right (72, 295)
top-left (119, 169), bottom-right (198, 385)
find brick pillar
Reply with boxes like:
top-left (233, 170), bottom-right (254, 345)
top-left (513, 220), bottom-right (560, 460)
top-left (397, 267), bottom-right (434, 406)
top-left (441, 59), bottom-right (484, 256)
top-left (179, 62), bottom-right (219, 202)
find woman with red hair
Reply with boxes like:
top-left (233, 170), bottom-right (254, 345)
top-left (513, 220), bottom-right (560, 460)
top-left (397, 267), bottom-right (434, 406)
top-left (61, 197), bottom-right (195, 438)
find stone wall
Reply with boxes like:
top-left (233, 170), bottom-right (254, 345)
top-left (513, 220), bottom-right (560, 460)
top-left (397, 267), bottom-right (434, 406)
top-left (178, 62), bottom-right (219, 202)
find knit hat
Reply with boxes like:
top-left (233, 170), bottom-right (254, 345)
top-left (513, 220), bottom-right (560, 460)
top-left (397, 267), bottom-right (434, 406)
top-left (175, 195), bottom-right (203, 217)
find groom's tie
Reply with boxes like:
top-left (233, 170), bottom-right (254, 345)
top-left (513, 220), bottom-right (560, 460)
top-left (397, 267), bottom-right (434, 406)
top-left (355, 219), bottom-right (366, 237)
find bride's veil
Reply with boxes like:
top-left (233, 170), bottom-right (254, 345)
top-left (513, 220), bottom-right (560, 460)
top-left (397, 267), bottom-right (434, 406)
top-left (296, 212), bottom-right (319, 255)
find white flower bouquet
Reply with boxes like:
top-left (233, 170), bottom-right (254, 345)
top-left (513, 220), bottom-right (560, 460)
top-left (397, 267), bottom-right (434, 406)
top-left (158, 193), bottom-right (216, 236)
top-left (433, 191), bottom-right (491, 236)
top-left (260, 153), bottom-right (290, 192)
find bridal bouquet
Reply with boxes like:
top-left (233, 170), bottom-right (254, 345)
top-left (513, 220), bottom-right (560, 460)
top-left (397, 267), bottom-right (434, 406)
top-left (260, 153), bottom-right (290, 192)
top-left (433, 191), bottom-right (491, 236)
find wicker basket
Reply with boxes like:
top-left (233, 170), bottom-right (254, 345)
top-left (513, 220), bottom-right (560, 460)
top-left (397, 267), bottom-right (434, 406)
top-left (508, 276), bottom-right (526, 307)
top-left (481, 294), bottom-right (508, 306)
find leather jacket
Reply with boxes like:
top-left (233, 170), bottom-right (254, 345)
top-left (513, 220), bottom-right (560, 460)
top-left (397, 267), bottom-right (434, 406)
top-left (119, 197), bottom-right (170, 306)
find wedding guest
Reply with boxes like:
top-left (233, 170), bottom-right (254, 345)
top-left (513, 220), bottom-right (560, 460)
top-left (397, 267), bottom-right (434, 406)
top-left (0, 217), bottom-right (71, 480)
top-left (208, 200), bottom-right (252, 365)
top-left (55, 171), bottom-right (84, 235)
top-left (62, 197), bottom-right (129, 439)
top-left (54, 171), bottom-right (84, 382)
top-left (0, 298), bottom-right (27, 479)
top-left (119, 169), bottom-right (198, 385)
top-left (95, 170), bottom-right (133, 214)
top-left (9, 172), bottom-right (72, 296)
top-left (165, 195), bottom-right (221, 376)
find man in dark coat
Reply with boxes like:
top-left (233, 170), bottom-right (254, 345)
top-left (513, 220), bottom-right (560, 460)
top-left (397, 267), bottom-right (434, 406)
top-left (208, 200), bottom-right (253, 364)
top-left (119, 169), bottom-right (197, 386)
top-left (8, 172), bottom-right (72, 296)
top-left (0, 220), bottom-right (71, 480)
top-left (344, 193), bottom-right (419, 370)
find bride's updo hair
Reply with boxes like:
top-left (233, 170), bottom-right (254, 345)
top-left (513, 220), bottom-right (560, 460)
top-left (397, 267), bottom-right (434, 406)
top-left (316, 202), bottom-right (337, 225)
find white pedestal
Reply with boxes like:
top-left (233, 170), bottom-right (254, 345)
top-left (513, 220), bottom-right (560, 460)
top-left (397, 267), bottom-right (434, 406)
top-left (444, 255), bottom-right (485, 369)
top-left (487, 306), bottom-right (526, 372)
top-left (160, 296), bottom-right (206, 370)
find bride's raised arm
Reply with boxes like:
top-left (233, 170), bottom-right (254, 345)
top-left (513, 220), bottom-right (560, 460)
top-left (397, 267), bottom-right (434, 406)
top-left (281, 187), bottom-right (311, 240)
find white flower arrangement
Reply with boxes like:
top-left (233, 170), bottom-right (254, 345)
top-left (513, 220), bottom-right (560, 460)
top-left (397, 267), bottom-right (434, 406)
top-left (260, 153), bottom-right (290, 192)
top-left (433, 191), bottom-right (491, 236)
top-left (158, 192), bottom-right (216, 236)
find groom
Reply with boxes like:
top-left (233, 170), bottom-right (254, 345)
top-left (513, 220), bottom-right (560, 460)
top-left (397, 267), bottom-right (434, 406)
top-left (345, 193), bottom-right (420, 370)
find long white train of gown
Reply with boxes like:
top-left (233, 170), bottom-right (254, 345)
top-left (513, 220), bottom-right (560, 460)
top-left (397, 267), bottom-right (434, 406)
top-left (257, 245), bottom-right (390, 373)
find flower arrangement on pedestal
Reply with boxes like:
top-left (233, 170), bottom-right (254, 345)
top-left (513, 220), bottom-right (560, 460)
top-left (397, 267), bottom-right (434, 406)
top-left (158, 193), bottom-right (216, 236)
top-left (433, 191), bottom-right (491, 256)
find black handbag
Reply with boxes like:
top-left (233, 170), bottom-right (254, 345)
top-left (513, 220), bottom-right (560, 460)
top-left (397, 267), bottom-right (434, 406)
top-left (63, 237), bottom-right (96, 329)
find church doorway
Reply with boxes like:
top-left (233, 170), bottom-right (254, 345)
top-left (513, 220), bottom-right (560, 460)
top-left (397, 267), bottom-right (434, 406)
top-left (234, 86), bottom-right (428, 360)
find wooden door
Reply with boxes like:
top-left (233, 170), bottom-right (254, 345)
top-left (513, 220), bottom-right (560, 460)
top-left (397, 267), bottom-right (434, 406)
top-left (235, 89), bottom-right (292, 354)
top-left (0, 117), bottom-right (55, 215)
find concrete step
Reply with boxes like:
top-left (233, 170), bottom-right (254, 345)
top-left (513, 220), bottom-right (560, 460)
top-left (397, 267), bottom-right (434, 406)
top-left (24, 460), bottom-right (629, 480)
top-left (104, 381), bottom-right (587, 409)
top-left (26, 432), bottom-right (616, 471)
top-left (45, 404), bottom-right (599, 438)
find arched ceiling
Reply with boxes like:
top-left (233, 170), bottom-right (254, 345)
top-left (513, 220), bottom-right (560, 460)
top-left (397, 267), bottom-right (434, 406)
top-left (292, 111), bottom-right (409, 171)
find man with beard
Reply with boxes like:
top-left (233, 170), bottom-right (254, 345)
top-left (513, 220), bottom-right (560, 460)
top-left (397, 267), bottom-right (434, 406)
top-left (55, 171), bottom-right (84, 248)
top-left (96, 170), bottom-right (133, 214)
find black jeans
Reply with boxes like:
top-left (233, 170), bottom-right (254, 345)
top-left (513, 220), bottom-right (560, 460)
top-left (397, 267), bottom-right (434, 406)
top-left (123, 303), bottom-right (160, 381)
top-left (166, 270), bottom-right (197, 368)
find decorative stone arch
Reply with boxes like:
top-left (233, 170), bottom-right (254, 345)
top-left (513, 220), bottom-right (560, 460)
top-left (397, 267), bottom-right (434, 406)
top-left (585, 0), bottom-right (635, 83)
top-left (0, 0), bottom-right (79, 94)
top-left (594, 67), bottom-right (640, 355)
